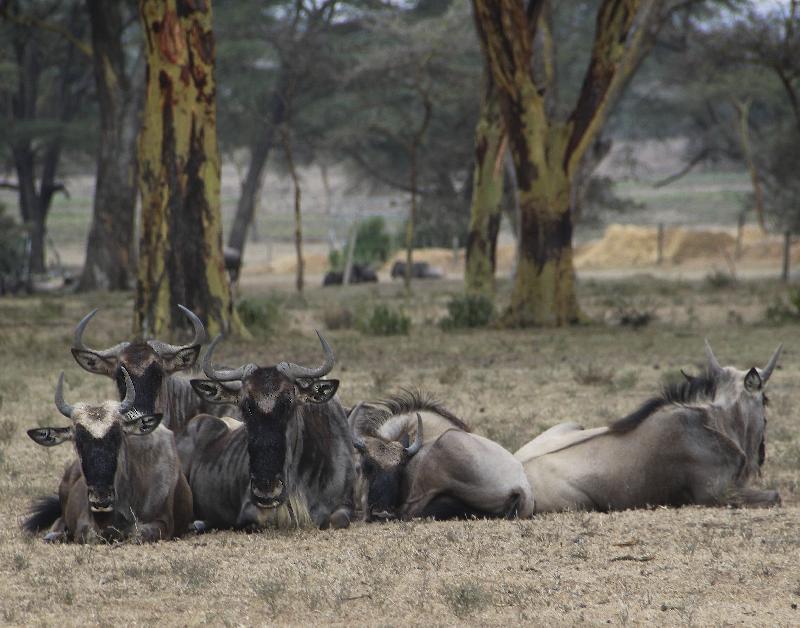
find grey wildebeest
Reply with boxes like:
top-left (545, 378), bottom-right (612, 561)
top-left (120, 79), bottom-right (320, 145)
top-left (22, 369), bottom-right (193, 542)
top-left (70, 305), bottom-right (237, 431)
top-left (350, 392), bottom-right (534, 521)
top-left (177, 332), bottom-right (356, 530)
top-left (514, 341), bottom-right (783, 512)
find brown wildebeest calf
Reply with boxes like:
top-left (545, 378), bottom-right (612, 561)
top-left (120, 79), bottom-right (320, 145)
top-left (23, 369), bottom-right (193, 542)
top-left (515, 340), bottom-right (783, 512)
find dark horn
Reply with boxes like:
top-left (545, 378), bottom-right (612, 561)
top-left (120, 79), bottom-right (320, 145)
top-left (759, 343), bottom-right (783, 383)
top-left (118, 367), bottom-right (136, 415)
top-left (349, 402), bottom-right (368, 451)
top-left (148, 305), bottom-right (207, 356)
top-left (277, 330), bottom-right (335, 381)
top-left (54, 372), bottom-right (74, 419)
top-left (202, 334), bottom-right (250, 381)
top-left (404, 413), bottom-right (424, 457)
top-left (704, 338), bottom-right (723, 374)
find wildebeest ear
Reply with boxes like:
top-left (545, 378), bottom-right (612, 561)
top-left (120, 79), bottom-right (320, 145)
top-left (744, 368), bottom-right (763, 393)
top-left (162, 346), bottom-right (201, 374)
top-left (71, 348), bottom-right (117, 376)
top-left (297, 379), bottom-right (339, 404)
top-left (27, 427), bottom-right (72, 447)
top-left (191, 378), bottom-right (240, 404)
top-left (122, 412), bottom-right (163, 436)
top-left (399, 433), bottom-right (410, 449)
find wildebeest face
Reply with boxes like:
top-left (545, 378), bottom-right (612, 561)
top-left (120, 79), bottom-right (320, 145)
top-left (354, 437), bottom-right (412, 521)
top-left (192, 367), bottom-right (339, 509)
top-left (28, 371), bottom-right (162, 512)
top-left (71, 306), bottom-right (204, 412)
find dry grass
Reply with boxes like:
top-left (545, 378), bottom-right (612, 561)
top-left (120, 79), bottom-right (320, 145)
top-left (0, 277), bottom-right (798, 625)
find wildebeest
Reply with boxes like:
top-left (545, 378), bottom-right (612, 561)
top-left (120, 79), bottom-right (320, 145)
top-left (350, 391), bottom-right (534, 521)
top-left (515, 340), bottom-right (783, 512)
top-left (177, 332), bottom-right (356, 530)
top-left (322, 264), bottom-right (378, 286)
top-left (390, 261), bottom-right (443, 280)
top-left (22, 369), bottom-right (193, 543)
top-left (70, 305), bottom-right (236, 431)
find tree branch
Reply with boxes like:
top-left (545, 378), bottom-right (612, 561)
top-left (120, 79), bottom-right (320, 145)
top-left (652, 148), bottom-right (710, 188)
top-left (1, 10), bottom-right (93, 58)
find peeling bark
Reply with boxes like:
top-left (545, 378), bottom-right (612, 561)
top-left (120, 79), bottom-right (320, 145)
top-left (135, 0), bottom-right (241, 337)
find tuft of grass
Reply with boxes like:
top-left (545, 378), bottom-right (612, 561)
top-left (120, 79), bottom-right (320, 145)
top-left (440, 294), bottom-right (494, 330)
top-left (359, 304), bottom-right (410, 336)
top-left (437, 364), bottom-right (464, 385)
top-left (705, 270), bottom-right (737, 289)
top-left (572, 362), bottom-right (615, 386)
top-left (764, 288), bottom-right (800, 324)
top-left (322, 305), bottom-right (354, 330)
top-left (168, 557), bottom-right (212, 591)
top-left (441, 582), bottom-right (492, 618)
top-left (236, 296), bottom-right (284, 337)
top-left (252, 579), bottom-right (286, 614)
top-left (608, 296), bottom-right (657, 329)
top-left (0, 417), bottom-right (17, 446)
top-left (12, 553), bottom-right (29, 572)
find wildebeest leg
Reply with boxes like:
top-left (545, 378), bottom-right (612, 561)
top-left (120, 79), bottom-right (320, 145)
top-left (327, 508), bottom-right (351, 530)
top-left (43, 517), bottom-right (68, 543)
top-left (172, 471), bottom-right (194, 537)
top-left (726, 488), bottom-right (782, 508)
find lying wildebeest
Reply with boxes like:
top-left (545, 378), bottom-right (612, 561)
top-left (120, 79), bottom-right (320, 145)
top-left (390, 261), bottom-right (443, 280)
top-left (322, 264), bottom-right (378, 287)
top-left (177, 332), bottom-right (356, 530)
top-left (515, 340), bottom-right (783, 512)
top-left (350, 392), bottom-right (534, 521)
top-left (22, 369), bottom-right (193, 542)
top-left (70, 305), bottom-right (236, 431)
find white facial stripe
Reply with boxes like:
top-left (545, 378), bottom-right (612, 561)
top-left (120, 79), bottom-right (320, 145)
top-left (72, 401), bottom-right (121, 439)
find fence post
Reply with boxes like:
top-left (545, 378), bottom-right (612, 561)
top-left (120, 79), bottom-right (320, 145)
top-left (656, 223), bottom-right (665, 265)
top-left (782, 230), bottom-right (791, 283)
top-left (342, 217), bottom-right (359, 285)
top-left (735, 212), bottom-right (745, 259)
top-left (452, 235), bottom-right (458, 265)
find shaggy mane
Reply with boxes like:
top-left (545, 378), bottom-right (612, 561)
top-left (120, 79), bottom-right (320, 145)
top-left (354, 388), bottom-right (470, 437)
top-left (610, 371), bottom-right (717, 433)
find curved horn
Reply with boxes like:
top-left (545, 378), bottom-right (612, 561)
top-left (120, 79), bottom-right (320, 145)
top-left (202, 334), bottom-right (254, 382)
top-left (759, 343), bottom-right (783, 383)
top-left (704, 338), bottom-right (723, 375)
top-left (404, 413), bottom-right (424, 457)
top-left (118, 367), bottom-right (136, 415)
top-left (54, 372), bottom-right (74, 419)
top-left (349, 402), bottom-right (368, 451)
top-left (147, 305), bottom-right (207, 355)
top-left (277, 330), bottom-right (335, 381)
top-left (73, 309), bottom-right (128, 356)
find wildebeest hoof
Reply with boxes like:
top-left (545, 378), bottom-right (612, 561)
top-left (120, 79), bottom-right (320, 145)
top-left (43, 531), bottom-right (65, 543)
top-left (190, 520), bottom-right (208, 534)
top-left (329, 509), bottom-right (351, 530)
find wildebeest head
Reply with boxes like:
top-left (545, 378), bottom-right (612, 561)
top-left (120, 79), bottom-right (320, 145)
top-left (70, 305), bottom-right (205, 414)
top-left (697, 340), bottom-right (782, 470)
top-left (191, 332), bottom-right (339, 510)
top-left (27, 369), bottom-right (162, 513)
top-left (350, 403), bottom-right (423, 521)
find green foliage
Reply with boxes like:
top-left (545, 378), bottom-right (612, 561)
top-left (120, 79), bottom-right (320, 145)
top-left (329, 217), bottom-right (395, 272)
top-left (322, 305), bottom-right (354, 330)
top-left (0, 204), bottom-right (28, 287)
top-left (412, 192), bottom-right (469, 248)
top-left (705, 270), bottom-right (736, 289)
top-left (764, 289), bottom-right (800, 324)
top-left (439, 294), bottom-right (494, 330)
top-left (236, 296), bottom-right (284, 337)
top-left (358, 304), bottom-right (410, 336)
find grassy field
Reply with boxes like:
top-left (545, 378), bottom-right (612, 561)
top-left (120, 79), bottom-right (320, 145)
top-left (0, 277), bottom-right (798, 624)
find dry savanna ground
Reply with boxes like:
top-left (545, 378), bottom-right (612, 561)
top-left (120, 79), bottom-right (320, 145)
top-left (0, 276), bottom-right (799, 625)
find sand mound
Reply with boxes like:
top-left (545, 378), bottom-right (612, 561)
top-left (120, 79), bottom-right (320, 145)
top-left (575, 225), bottom-right (659, 267)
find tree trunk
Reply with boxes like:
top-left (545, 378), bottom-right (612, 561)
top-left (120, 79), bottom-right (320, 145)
top-left (281, 127), bottom-right (304, 294)
top-left (733, 99), bottom-right (766, 233)
top-left (227, 84), bottom-right (286, 257)
top-left (465, 72), bottom-right (505, 297)
top-left (135, 0), bottom-right (241, 337)
top-left (404, 140), bottom-right (418, 292)
top-left (78, 0), bottom-right (141, 291)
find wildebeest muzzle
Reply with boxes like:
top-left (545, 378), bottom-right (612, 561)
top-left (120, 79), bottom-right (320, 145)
top-left (250, 475), bottom-right (287, 509)
top-left (87, 486), bottom-right (115, 512)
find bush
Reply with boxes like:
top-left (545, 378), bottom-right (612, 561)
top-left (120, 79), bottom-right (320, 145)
top-left (440, 294), bottom-right (494, 330)
top-left (359, 304), bottom-right (410, 336)
top-left (236, 297), bottom-right (283, 337)
top-left (322, 305), bottom-right (354, 330)
top-left (764, 288), bottom-right (800, 324)
top-left (0, 204), bottom-right (29, 294)
top-left (329, 216), bottom-right (394, 272)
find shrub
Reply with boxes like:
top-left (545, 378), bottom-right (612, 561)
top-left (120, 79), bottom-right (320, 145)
top-left (705, 270), bottom-right (736, 289)
top-left (322, 305), bottom-right (354, 330)
top-left (329, 216), bottom-right (394, 272)
top-left (572, 362), bottom-right (615, 386)
top-left (359, 304), bottom-right (410, 336)
top-left (236, 296), bottom-right (283, 337)
top-left (440, 294), bottom-right (494, 330)
top-left (441, 582), bottom-right (491, 618)
top-left (764, 288), bottom-right (800, 324)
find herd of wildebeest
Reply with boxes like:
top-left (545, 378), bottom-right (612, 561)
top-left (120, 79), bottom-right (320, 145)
top-left (20, 305), bottom-right (784, 543)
